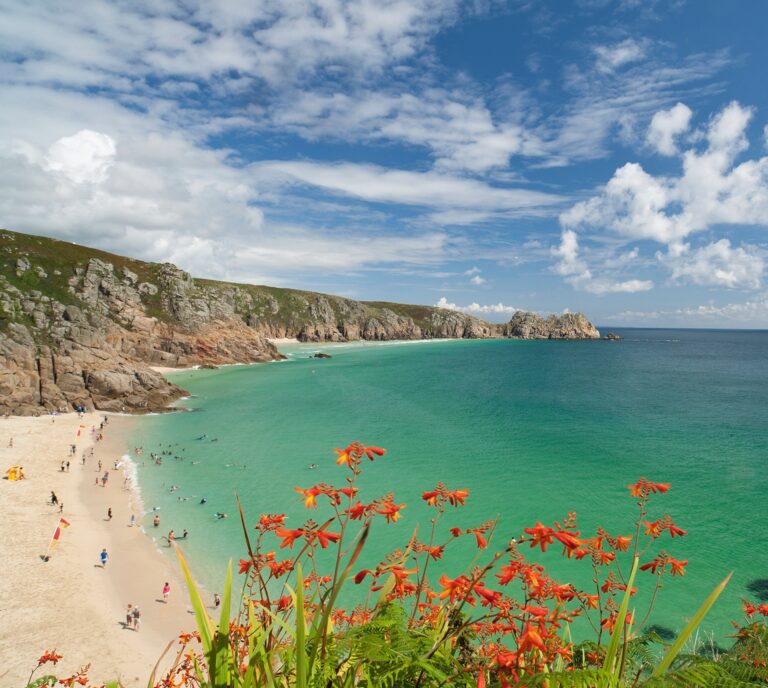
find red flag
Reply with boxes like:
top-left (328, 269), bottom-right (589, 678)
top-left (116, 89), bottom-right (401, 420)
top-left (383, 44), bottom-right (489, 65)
top-left (50, 518), bottom-right (71, 550)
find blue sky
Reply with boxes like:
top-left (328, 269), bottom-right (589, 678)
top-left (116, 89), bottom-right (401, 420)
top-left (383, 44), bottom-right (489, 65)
top-left (1, 0), bottom-right (768, 326)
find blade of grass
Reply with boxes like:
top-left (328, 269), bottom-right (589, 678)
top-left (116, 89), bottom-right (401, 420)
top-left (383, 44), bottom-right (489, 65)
top-left (603, 554), bottom-right (639, 675)
top-left (294, 563), bottom-right (307, 688)
top-left (211, 560), bottom-right (233, 686)
top-left (146, 638), bottom-right (175, 688)
top-left (176, 545), bottom-right (214, 656)
top-left (650, 571), bottom-right (732, 678)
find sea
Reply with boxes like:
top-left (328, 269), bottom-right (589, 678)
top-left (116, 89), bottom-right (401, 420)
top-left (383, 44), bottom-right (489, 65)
top-left (126, 328), bottom-right (768, 645)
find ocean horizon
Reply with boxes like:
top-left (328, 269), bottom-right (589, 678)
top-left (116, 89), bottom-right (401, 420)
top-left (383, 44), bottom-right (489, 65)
top-left (126, 328), bottom-right (768, 644)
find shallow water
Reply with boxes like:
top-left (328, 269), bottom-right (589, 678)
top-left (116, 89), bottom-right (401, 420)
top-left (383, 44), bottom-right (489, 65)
top-left (128, 329), bottom-right (768, 642)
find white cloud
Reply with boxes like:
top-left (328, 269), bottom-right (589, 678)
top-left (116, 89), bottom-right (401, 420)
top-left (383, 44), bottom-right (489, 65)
top-left (43, 130), bottom-right (117, 184)
top-left (268, 88), bottom-right (542, 173)
top-left (646, 102), bottom-right (692, 155)
top-left (551, 229), bottom-right (654, 294)
top-left (256, 160), bottom-right (565, 212)
top-left (562, 102), bottom-right (768, 246)
top-left (470, 274), bottom-right (487, 285)
top-left (545, 50), bottom-right (730, 163)
top-left (594, 38), bottom-right (647, 73)
top-left (435, 296), bottom-right (517, 317)
top-left (0, 1), bottom-right (463, 88)
top-left (659, 239), bottom-right (764, 289)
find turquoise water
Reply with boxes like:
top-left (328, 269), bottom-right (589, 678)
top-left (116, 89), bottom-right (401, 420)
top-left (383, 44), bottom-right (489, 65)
top-left (129, 330), bottom-right (768, 643)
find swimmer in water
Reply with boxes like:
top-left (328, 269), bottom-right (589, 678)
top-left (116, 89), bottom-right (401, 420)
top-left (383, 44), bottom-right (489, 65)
top-left (215, 512), bottom-right (228, 520)
top-left (200, 497), bottom-right (207, 504)
top-left (308, 463), bottom-right (318, 469)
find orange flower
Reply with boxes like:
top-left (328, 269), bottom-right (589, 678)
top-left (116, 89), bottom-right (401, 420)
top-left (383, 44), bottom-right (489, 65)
top-left (447, 488), bottom-right (469, 507)
top-left (37, 650), bottom-right (63, 665)
top-left (439, 574), bottom-right (473, 603)
top-left (312, 528), bottom-right (341, 549)
top-left (238, 558), bottom-right (253, 575)
top-left (257, 513), bottom-right (286, 531)
top-left (376, 500), bottom-right (405, 523)
top-left (553, 530), bottom-right (582, 551)
top-left (363, 445), bottom-right (386, 460)
top-left (628, 478), bottom-right (671, 498)
top-left (421, 490), bottom-right (440, 506)
top-left (523, 522), bottom-right (555, 552)
top-left (345, 500), bottom-right (370, 520)
top-left (474, 584), bottom-right (502, 608)
top-left (275, 527), bottom-right (305, 549)
top-left (613, 534), bottom-right (633, 551)
top-left (425, 544), bottom-right (445, 560)
top-left (295, 485), bottom-right (323, 509)
top-left (668, 558), bottom-right (688, 576)
top-left (517, 623), bottom-right (546, 653)
top-left (639, 556), bottom-right (664, 574)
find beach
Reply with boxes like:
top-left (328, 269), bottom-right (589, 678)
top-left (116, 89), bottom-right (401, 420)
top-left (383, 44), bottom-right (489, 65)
top-left (0, 413), bottom-right (194, 688)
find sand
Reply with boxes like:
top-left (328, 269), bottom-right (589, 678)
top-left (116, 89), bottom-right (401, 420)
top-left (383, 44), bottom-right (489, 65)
top-left (0, 413), bottom-right (197, 688)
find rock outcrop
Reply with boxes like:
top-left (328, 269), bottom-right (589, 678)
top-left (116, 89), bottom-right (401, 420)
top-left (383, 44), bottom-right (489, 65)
top-left (0, 229), bottom-right (600, 415)
top-left (500, 311), bottom-right (600, 340)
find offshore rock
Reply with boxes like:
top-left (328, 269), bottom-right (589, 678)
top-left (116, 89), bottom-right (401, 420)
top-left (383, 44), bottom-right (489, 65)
top-left (500, 311), bottom-right (600, 339)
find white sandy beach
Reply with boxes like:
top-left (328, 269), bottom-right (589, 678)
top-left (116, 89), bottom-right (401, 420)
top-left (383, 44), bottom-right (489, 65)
top-left (0, 413), bottom-right (196, 687)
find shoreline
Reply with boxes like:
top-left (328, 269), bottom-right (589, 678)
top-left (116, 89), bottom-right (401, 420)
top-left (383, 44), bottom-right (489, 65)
top-left (0, 413), bottom-right (194, 687)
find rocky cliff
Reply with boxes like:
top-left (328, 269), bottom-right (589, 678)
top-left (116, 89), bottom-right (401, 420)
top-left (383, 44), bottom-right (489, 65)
top-left (0, 229), bottom-right (599, 415)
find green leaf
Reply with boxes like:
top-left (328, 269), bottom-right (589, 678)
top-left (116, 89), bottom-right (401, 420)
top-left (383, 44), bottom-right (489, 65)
top-left (294, 563), bottom-right (307, 688)
top-left (211, 560), bottom-right (233, 686)
top-left (603, 554), bottom-right (640, 675)
top-left (651, 571), bottom-right (732, 678)
top-left (176, 545), bottom-right (214, 656)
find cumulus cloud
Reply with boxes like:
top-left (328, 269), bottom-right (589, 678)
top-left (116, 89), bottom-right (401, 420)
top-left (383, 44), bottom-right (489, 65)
top-left (551, 230), bottom-right (653, 294)
top-left (470, 274), bottom-right (487, 285)
top-left (646, 102), bottom-right (692, 155)
top-left (43, 130), bottom-right (116, 184)
top-left (562, 100), bottom-right (768, 260)
top-left (435, 296), bottom-right (517, 317)
top-left (659, 239), bottom-right (764, 289)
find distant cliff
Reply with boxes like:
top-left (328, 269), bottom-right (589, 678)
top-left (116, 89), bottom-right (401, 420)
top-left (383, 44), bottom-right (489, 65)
top-left (0, 229), bottom-right (599, 415)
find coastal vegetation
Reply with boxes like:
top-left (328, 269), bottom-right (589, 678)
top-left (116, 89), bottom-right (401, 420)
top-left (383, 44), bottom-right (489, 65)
top-left (27, 443), bottom-right (768, 687)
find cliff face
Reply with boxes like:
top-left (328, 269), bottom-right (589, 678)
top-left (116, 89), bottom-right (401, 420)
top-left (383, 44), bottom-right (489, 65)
top-left (0, 229), bottom-right (599, 415)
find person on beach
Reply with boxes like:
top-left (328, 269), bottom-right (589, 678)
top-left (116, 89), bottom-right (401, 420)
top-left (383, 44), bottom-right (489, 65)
top-left (50, 491), bottom-right (58, 506)
top-left (126, 604), bottom-right (133, 628)
top-left (60, 461), bottom-right (65, 472)
top-left (167, 530), bottom-right (175, 546)
top-left (101, 471), bottom-right (109, 487)
top-left (97, 459), bottom-right (102, 472)
top-left (214, 593), bottom-right (221, 609)
top-left (107, 507), bottom-right (112, 521)
top-left (59, 502), bottom-right (64, 513)
top-left (132, 606), bottom-right (141, 631)
top-left (162, 582), bottom-right (170, 602)
top-left (66, 460), bottom-right (70, 472)
top-left (8, 437), bottom-right (12, 448)
top-left (153, 514), bottom-right (160, 527)
top-left (130, 514), bottom-right (136, 527)
top-left (100, 548), bottom-right (108, 567)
